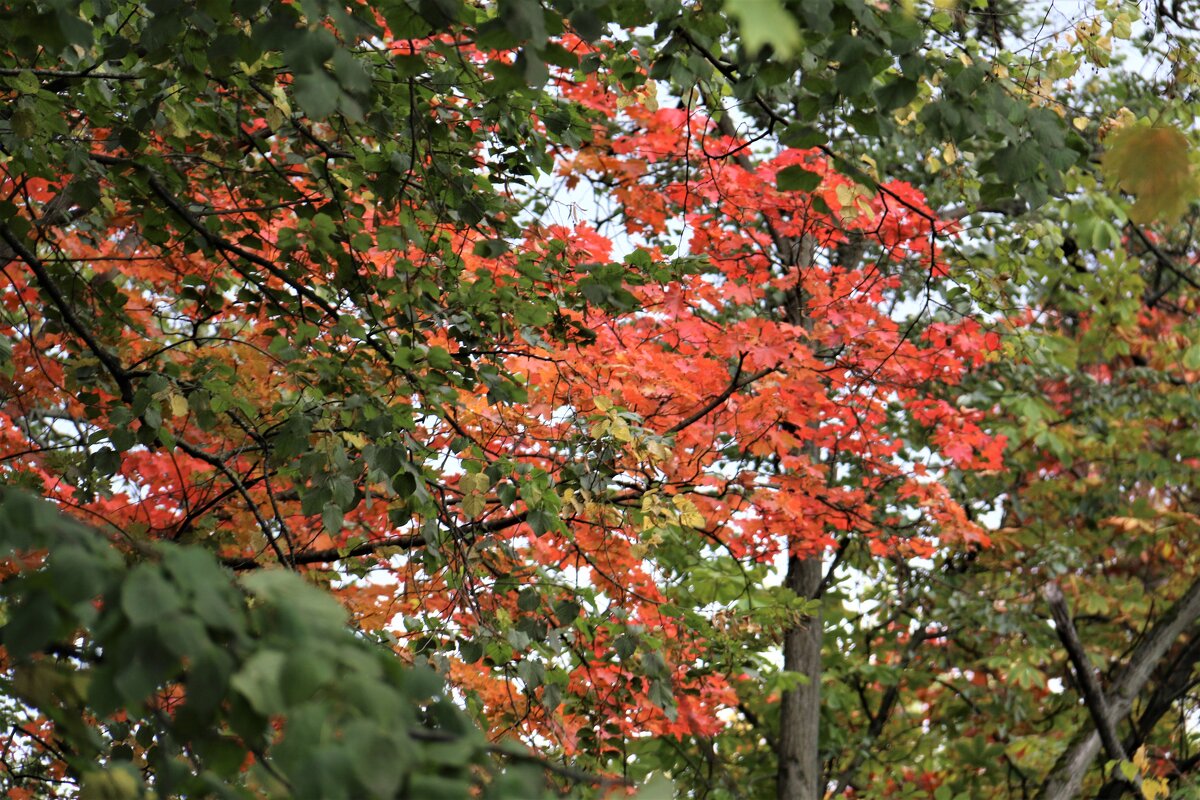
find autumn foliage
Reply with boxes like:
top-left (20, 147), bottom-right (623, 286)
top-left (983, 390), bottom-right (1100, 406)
top-left (1, 31), bottom-right (997, 756)
top-left (7, 0), bottom-right (1200, 797)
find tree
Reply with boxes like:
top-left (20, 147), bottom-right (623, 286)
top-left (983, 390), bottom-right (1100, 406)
top-left (5, 0), bottom-right (1199, 798)
top-left (762, 16), bottom-right (1200, 800)
top-left (2, 491), bottom-right (590, 799)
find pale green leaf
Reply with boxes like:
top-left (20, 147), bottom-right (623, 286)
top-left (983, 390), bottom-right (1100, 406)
top-left (724, 0), bottom-right (802, 58)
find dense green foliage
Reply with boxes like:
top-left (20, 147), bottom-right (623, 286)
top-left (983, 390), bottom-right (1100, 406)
top-left (1, 491), bottom-right (574, 800)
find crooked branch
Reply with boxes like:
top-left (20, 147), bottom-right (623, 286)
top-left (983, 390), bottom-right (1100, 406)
top-left (1039, 575), bottom-right (1200, 800)
top-left (1042, 582), bottom-right (1129, 765)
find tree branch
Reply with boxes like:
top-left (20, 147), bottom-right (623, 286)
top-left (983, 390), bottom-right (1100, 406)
top-left (1038, 575), bottom-right (1200, 800)
top-left (222, 507), bottom-right (533, 570)
top-left (0, 67), bottom-right (140, 80)
top-left (667, 355), bottom-right (775, 435)
top-left (1042, 582), bottom-right (1129, 764)
top-left (1129, 223), bottom-right (1200, 294)
top-left (0, 217), bottom-right (134, 403)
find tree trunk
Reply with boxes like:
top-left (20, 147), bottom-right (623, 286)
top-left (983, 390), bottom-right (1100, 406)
top-left (700, 97), bottom-right (826, 800)
top-left (777, 554), bottom-right (823, 800)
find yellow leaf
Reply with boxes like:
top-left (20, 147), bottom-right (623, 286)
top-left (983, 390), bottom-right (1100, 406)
top-left (859, 154), bottom-right (879, 180)
top-left (340, 431), bottom-right (368, 449)
top-left (645, 440), bottom-right (673, 463)
top-left (609, 418), bottom-right (633, 443)
top-left (462, 493), bottom-right (486, 518)
top-left (1102, 122), bottom-right (1200, 224)
top-left (594, 396), bottom-right (613, 412)
top-left (1073, 116), bottom-right (1090, 131)
top-left (1113, 12), bottom-right (1133, 39)
top-left (168, 393), bottom-right (189, 418)
top-left (672, 496), bottom-right (706, 528)
top-left (460, 473), bottom-right (489, 495)
top-left (636, 84), bottom-right (659, 112)
top-left (835, 183), bottom-right (871, 221)
top-left (1141, 777), bottom-right (1168, 800)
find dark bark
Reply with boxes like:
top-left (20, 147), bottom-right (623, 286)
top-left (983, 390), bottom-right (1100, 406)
top-left (777, 555), bottom-right (822, 800)
top-left (699, 87), bottom-right (826, 800)
top-left (1037, 576), bottom-right (1200, 800)
top-left (1094, 626), bottom-right (1200, 799)
top-left (1042, 582), bottom-right (1128, 764)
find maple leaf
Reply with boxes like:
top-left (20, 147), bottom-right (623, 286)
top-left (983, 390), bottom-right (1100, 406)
top-left (1102, 122), bottom-right (1200, 224)
top-left (724, 0), bottom-right (802, 58)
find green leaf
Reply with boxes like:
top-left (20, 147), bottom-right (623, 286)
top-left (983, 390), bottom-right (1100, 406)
top-left (554, 599), bottom-right (581, 626)
top-left (241, 569), bottom-right (348, 631)
top-left (323, 502), bottom-right (345, 533)
top-left (9, 70), bottom-right (40, 94)
top-left (875, 77), bottom-right (918, 111)
top-left (1183, 343), bottom-right (1200, 370)
top-left (776, 164), bottom-right (823, 192)
top-left (282, 650), bottom-right (337, 704)
top-left (79, 766), bottom-right (143, 800)
top-left (344, 721), bottom-right (407, 797)
top-left (121, 565), bottom-right (182, 626)
top-left (635, 773), bottom-right (676, 800)
top-left (406, 774), bottom-right (473, 800)
top-left (157, 614), bottom-right (211, 659)
top-left (294, 70), bottom-right (341, 119)
top-left (186, 647), bottom-right (234, 716)
top-left (3, 592), bottom-right (61, 657)
top-left (780, 124), bottom-right (826, 149)
top-left (836, 61), bottom-right (876, 97)
top-left (724, 0), bottom-right (802, 58)
top-left (461, 493), bottom-right (486, 517)
top-left (231, 649), bottom-right (287, 715)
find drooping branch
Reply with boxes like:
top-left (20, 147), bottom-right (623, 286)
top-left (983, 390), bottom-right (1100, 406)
top-left (221, 507), bottom-right (533, 570)
top-left (0, 217), bottom-right (135, 403)
top-left (0, 67), bottom-right (140, 80)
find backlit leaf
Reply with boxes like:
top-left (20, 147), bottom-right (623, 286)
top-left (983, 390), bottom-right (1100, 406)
top-left (1102, 122), bottom-right (1200, 224)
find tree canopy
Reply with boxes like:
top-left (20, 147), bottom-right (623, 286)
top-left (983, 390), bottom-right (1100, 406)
top-left (2, 0), bottom-right (1200, 799)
